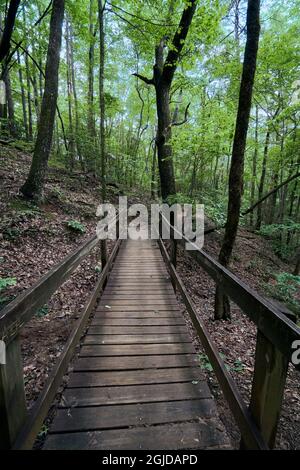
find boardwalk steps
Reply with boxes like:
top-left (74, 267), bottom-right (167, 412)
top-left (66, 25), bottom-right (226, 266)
top-left (44, 240), bottom-right (229, 450)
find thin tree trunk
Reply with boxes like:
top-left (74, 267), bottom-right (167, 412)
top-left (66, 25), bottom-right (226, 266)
top-left (0, 0), bottom-right (20, 63)
top-left (98, 0), bottom-right (107, 267)
top-left (151, 140), bottom-right (157, 199)
top-left (215, 0), bottom-right (260, 320)
top-left (250, 104), bottom-right (258, 226)
top-left (17, 50), bottom-right (29, 140)
top-left (21, 0), bottom-right (65, 201)
top-left (3, 69), bottom-right (16, 136)
top-left (255, 128), bottom-right (270, 230)
top-left (65, 16), bottom-right (76, 171)
top-left (69, 20), bottom-right (84, 171)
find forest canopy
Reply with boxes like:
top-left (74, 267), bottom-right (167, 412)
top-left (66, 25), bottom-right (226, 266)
top-left (0, 0), bottom-right (299, 275)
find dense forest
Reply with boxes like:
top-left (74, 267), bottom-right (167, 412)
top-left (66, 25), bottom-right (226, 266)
top-left (0, 0), bottom-right (299, 452)
top-left (1, 0), bottom-right (299, 270)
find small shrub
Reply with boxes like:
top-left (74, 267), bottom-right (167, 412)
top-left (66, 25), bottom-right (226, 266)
top-left (66, 220), bottom-right (86, 234)
top-left (36, 304), bottom-right (49, 318)
top-left (265, 272), bottom-right (300, 317)
top-left (0, 277), bottom-right (17, 291)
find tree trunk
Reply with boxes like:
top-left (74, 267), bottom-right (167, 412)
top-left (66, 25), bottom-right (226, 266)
top-left (293, 250), bottom-right (300, 276)
top-left (20, 0), bottom-right (65, 201)
top-left (69, 20), bottom-right (84, 171)
top-left (151, 140), bottom-right (157, 199)
top-left (133, 0), bottom-right (196, 202)
top-left (250, 104), bottom-right (258, 226)
top-left (255, 128), bottom-right (270, 230)
top-left (98, 0), bottom-right (107, 267)
top-left (17, 51), bottom-right (29, 140)
top-left (0, 0), bottom-right (20, 63)
top-left (87, 0), bottom-right (97, 172)
top-left (66, 16), bottom-right (76, 171)
top-left (3, 69), bottom-right (16, 137)
top-left (215, 0), bottom-right (260, 320)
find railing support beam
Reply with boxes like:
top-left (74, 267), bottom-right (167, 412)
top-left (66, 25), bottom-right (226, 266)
top-left (247, 330), bottom-right (289, 449)
top-left (0, 336), bottom-right (27, 449)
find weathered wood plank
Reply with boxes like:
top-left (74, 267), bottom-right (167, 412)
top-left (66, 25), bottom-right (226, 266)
top-left (79, 343), bottom-right (195, 357)
top-left (95, 306), bottom-right (180, 312)
top-left (98, 300), bottom-right (178, 306)
top-left (83, 334), bottom-right (191, 345)
top-left (87, 326), bottom-right (187, 335)
top-left (67, 367), bottom-right (200, 388)
top-left (91, 318), bottom-right (185, 326)
top-left (93, 310), bottom-right (182, 317)
top-left (44, 420), bottom-right (229, 450)
top-left (101, 294), bottom-right (177, 300)
top-left (61, 380), bottom-right (211, 407)
top-left (74, 354), bottom-right (198, 371)
top-left (50, 399), bottom-right (216, 433)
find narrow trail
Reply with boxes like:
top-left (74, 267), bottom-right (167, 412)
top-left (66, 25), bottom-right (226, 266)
top-left (44, 239), bottom-right (229, 450)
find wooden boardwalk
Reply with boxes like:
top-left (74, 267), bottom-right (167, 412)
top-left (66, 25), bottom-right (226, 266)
top-left (44, 240), bottom-right (229, 450)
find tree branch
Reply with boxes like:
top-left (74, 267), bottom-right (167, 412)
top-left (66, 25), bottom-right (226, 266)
top-left (242, 172), bottom-right (300, 216)
top-left (132, 72), bottom-right (154, 85)
top-left (172, 102), bottom-right (190, 126)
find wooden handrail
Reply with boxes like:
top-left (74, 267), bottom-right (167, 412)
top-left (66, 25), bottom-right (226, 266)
top-left (158, 237), bottom-right (268, 450)
top-left (0, 212), bottom-right (121, 449)
top-left (0, 234), bottom-right (99, 345)
top-left (159, 212), bottom-right (300, 369)
top-left (13, 238), bottom-right (122, 450)
top-left (158, 212), bottom-right (300, 448)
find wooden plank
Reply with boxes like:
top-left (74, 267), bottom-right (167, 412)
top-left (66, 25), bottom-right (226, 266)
top-left (107, 279), bottom-right (170, 284)
top-left (83, 334), bottom-right (191, 345)
top-left (109, 273), bottom-right (169, 277)
top-left (101, 293), bottom-right (176, 299)
top-left (93, 311), bottom-right (182, 318)
top-left (91, 318), bottom-right (185, 326)
top-left (80, 343), bottom-right (195, 356)
top-left (247, 330), bottom-right (289, 449)
top-left (100, 296), bottom-right (177, 302)
top-left (44, 421), bottom-right (229, 450)
top-left (74, 354), bottom-right (198, 371)
top-left (67, 367), bottom-right (200, 388)
top-left (98, 300), bottom-right (178, 306)
top-left (49, 399), bottom-right (216, 433)
top-left (87, 326), bottom-right (187, 335)
top-left (0, 336), bottom-right (27, 449)
top-left (61, 380), bottom-right (211, 407)
top-left (111, 269), bottom-right (168, 274)
top-left (95, 306), bottom-right (180, 312)
top-left (104, 284), bottom-right (174, 294)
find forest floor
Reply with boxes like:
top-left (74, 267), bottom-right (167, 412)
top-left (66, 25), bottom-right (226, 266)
top-left (0, 143), bottom-right (299, 449)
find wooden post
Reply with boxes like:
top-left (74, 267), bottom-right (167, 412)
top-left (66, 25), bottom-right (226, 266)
top-left (0, 336), bottom-right (27, 449)
top-left (245, 330), bottom-right (289, 449)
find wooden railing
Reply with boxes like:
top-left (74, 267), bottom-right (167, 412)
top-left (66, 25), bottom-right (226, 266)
top-left (0, 216), bottom-right (121, 450)
top-left (158, 212), bottom-right (300, 450)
